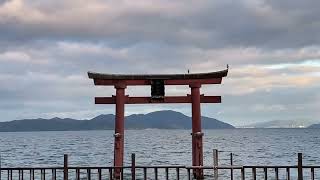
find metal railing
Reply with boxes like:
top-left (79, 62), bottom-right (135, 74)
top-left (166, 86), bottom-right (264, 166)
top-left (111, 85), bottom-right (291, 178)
top-left (0, 151), bottom-right (318, 180)
top-left (1, 165), bottom-right (319, 180)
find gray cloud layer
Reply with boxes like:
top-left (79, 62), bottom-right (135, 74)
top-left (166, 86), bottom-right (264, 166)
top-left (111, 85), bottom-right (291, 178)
top-left (0, 0), bottom-right (319, 125)
top-left (1, 0), bottom-right (320, 49)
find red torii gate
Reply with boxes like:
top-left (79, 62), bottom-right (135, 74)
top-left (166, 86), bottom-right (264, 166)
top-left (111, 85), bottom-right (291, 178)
top-left (88, 69), bottom-right (228, 179)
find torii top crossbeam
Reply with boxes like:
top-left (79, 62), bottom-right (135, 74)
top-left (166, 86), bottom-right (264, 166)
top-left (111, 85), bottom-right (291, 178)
top-left (88, 69), bottom-right (228, 85)
top-left (88, 69), bottom-right (228, 80)
top-left (88, 69), bottom-right (228, 104)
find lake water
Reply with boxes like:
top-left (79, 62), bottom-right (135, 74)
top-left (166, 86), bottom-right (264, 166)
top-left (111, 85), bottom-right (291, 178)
top-left (0, 129), bottom-right (319, 179)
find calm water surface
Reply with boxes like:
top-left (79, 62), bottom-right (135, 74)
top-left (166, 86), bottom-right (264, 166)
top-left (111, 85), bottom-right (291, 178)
top-left (0, 129), bottom-right (319, 167)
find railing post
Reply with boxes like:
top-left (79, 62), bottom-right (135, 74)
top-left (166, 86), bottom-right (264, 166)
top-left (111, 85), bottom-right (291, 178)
top-left (252, 168), bottom-right (256, 180)
top-left (53, 169), bottom-right (56, 180)
top-left (144, 168), bottom-right (147, 180)
top-left (241, 167), bottom-right (245, 180)
top-left (298, 153), bottom-right (303, 180)
top-left (213, 149), bottom-right (218, 180)
top-left (275, 168), bottom-right (279, 180)
top-left (154, 167), bottom-right (158, 180)
top-left (41, 169), bottom-right (45, 180)
top-left (165, 168), bottom-right (169, 180)
top-left (98, 168), bottom-right (102, 180)
top-left (187, 168), bottom-right (191, 180)
top-left (131, 153), bottom-right (136, 180)
top-left (230, 153), bottom-right (233, 180)
top-left (0, 152), bottom-right (1, 180)
top-left (64, 154), bottom-right (68, 180)
top-left (286, 167), bottom-right (290, 180)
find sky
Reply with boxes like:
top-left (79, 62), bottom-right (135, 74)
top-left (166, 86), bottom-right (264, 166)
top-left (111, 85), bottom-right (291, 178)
top-left (0, 0), bottom-right (319, 126)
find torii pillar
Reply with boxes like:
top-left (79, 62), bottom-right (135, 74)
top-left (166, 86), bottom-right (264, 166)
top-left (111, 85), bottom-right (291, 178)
top-left (88, 69), bottom-right (228, 179)
top-left (190, 83), bottom-right (204, 178)
top-left (114, 83), bottom-right (126, 176)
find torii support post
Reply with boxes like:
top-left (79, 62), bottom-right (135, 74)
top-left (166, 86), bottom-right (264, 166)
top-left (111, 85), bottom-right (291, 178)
top-left (190, 83), bottom-right (204, 179)
top-left (114, 83), bottom-right (126, 179)
top-left (88, 69), bottom-right (228, 180)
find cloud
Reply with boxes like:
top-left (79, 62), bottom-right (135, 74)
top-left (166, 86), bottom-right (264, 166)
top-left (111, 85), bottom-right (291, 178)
top-left (0, 0), bottom-right (320, 49)
top-left (0, 0), bottom-right (319, 125)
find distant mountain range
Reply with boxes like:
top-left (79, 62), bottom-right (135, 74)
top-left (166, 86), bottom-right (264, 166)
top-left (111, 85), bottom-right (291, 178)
top-left (244, 119), bottom-right (318, 128)
top-left (0, 110), bottom-right (234, 132)
top-left (308, 123), bottom-right (320, 128)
